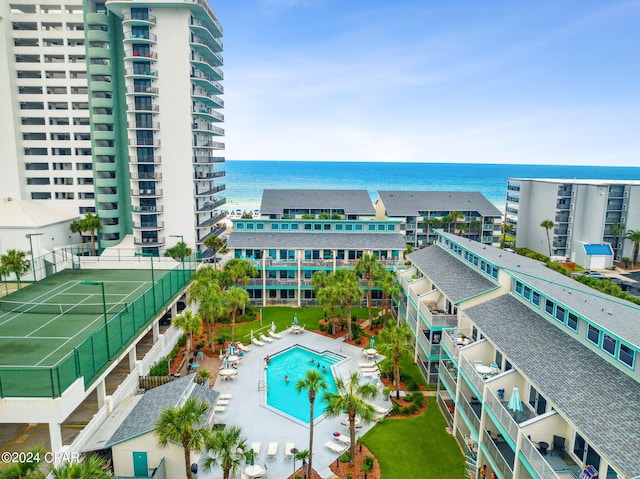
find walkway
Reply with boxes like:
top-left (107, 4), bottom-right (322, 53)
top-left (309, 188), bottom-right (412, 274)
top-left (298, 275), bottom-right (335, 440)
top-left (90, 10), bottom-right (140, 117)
top-left (197, 329), bottom-right (389, 479)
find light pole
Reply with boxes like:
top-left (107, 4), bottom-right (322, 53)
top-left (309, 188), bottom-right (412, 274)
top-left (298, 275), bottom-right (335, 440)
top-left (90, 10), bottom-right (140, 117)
top-left (291, 447), bottom-right (298, 477)
top-left (27, 232), bottom-right (43, 282)
top-left (82, 280), bottom-right (110, 357)
top-left (135, 252), bottom-right (156, 311)
top-left (169, 234), bottom-right (185, 281)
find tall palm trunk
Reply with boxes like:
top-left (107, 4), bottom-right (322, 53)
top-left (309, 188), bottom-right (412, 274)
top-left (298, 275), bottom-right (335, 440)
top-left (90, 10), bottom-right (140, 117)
top-left (346, 301), bottom-right (353, 340)
top-left (183, 439), bottom-right (193, 479)
top-left (308, 393), bottom-right (315, 478)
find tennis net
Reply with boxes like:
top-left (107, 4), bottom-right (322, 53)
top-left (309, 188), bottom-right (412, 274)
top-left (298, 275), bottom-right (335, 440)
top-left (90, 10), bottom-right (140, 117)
top-left (0, 299), bottom-right (128, 315)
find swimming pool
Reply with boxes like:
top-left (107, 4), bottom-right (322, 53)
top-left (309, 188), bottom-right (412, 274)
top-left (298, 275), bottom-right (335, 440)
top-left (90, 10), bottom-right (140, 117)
top-left (266, 345), bottom-right (343, 423)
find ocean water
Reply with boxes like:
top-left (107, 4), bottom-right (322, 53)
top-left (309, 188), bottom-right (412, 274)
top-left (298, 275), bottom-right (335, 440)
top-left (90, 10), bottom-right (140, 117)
top-left (223, 161), bottom-right (640, 213)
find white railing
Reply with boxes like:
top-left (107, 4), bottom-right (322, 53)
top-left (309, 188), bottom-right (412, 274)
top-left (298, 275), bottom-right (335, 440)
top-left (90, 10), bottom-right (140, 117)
top-left (459, 355), bottom-right (485, 395)
top-left (520, 435), bottom-right (561, 479)
top-left (481, 429), bottom-right (513, 478)
top-left (66, 405), bottom-right (109, 456)
top-left (457, 394), bottom-right (481, 433)
top-left (441, 329), bottom-right (459, 362)
top-left (109, 370), bottom-right (140, 410)
top-left (484, 388), bottom-right (519, 443)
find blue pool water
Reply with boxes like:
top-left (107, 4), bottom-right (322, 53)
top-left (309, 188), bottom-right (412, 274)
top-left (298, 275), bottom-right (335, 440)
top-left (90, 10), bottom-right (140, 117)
top-left (266, 346), bottom-right (342, 423)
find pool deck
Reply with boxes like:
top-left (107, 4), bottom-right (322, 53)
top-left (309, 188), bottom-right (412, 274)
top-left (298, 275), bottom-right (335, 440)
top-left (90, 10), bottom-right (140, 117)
top-left (198, 329), bottom-right (388, 479)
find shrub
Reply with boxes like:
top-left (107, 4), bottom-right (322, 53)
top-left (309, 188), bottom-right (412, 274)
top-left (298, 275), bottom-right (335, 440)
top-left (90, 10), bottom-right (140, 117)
top-left (354, 338), bottom-right (362, 345)
top-left (405, 378), bottom-right (420, 391)
top-left (177, 335), bottom-right (187, 347)
top-left (339, 452), bottom-right (351, 463)
top-left (215, 335), bottom-right (227, 345)
top-left (168, 346), bottom-right (179, 362)
top-left (149, 361), bottom-right (168, 376)
top-left (361, 456), bottom-right (374, 472)
top-left (196, 341), bottom-right (205, 350)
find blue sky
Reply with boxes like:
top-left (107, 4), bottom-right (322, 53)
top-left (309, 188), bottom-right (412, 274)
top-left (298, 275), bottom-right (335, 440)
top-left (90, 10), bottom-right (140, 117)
top-left (213, 0), bottom-right (640, 165)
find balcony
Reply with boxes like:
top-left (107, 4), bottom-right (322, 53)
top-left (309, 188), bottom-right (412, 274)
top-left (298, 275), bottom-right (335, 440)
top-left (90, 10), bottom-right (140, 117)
top-left (128, 120), bottom-right (160, 130)
top-left (193, 140), bottom-right (224, 149)
top-left (126, 103), bottom-right (159, 113)
top-left (133, 221), bottom-right (164, 229)
top-left (122, 12), bottom-right (157, 25)
top-left (124, 50), bottom-right (158, 61)
top-left (126, 85), bottom-right (159, 95)
top-left (191, 89), bottom-right (224, 108)
top-left (131, 188), bottom-right (163, 197)
top-left (123, 31), bottom-right (157, 43)
top-left (130, 155), bottom-right (161, 164)
top-left (130, 171), bottom-right (162, 180)
top-left (192, 106), bottom-right (224, 122)
top-left (196, 197), bottom-right (226, 212)
top-left (194, 170), bottom-right (225, 180)
top-left (134, 236), bottom-right (165, 246)
top-left (128, 138), bottom-right (160, 147)
top-left (132, 205), bottom-right (163, 213)
top-left (192, 123), bottom-right (224, 135)
top-left (190, 39), bottom-right (223, 65)
top-left (125, 68), bottom-right (158, 78)
top-left (481, 429), bottom-right (514, 478)
top-left (194, 184), bottom-right (225, 197)
top-left (191, 71), bottom-right (224, 94)
top-left (190, 55), bottom-right (223, 80)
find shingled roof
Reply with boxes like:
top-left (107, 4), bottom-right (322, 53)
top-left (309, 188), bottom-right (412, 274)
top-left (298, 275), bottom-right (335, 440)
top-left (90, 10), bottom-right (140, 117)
top-left (377, 191), bottom-right (502, 217)
top-left (260, 189), bottom-right (375, 216)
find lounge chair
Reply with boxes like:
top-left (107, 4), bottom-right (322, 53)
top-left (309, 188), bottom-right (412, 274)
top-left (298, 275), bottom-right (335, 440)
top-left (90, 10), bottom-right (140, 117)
top-left (237, 342), bottom-right (251, 352)
top-left (358, 362), bottom-right (377, 368)
top-left (214, 405), bottom-right (226, 413)
top-left (251, 442), bottom-right (261, 457)
top-left (259, 333), bottom-right (274, 343)
top-left (266, 442), bottom-right (278, 460)
top-left (332, 432), bottom-right (351, 445)
top-left (217, 399), bottom-right (230, 406)
top-left (360, 367), bottom-right (379, 373)
top-left (269, 330), bottom-right (282, 339)
top-left (284, 442), bottom-right (295, 461)
top-left (252, 337), bottom-right (265, 347)
top-left (361, 370), bottom-right (379, 378)
top-left (219, 393), bottom-right (232, 400)
top-left (324, 441), bottom-right (348, 454)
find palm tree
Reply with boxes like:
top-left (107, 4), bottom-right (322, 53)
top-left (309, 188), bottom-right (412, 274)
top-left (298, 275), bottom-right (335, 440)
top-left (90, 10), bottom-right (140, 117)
top-left (540, 219), bottom-right (555, 256)
top-left (324, 372), bottom-right (378, 467)
top-left (295, 369), bottom-right (327, 479)
top-left (0, 446), bottom-right (45, 479)
top-left (0, 249), bottom-right (31, 290)
top-left (457, 223), bottom-right (469, 237)
top-left (469, 220), bottom-right (482, 241)
top-left (50, 455), bottom-right (111, 479)
top-left (165, 242), bottom-right (192, 262)
top-left (172, 309), bottom-right (202, 352)
top-left (499, 222), bottom-right (514, 249)
top-left (203, 235), bottom-right (225, 269)
top-left (374, 268), bottom-right (402, 319)
top-left (355, 254), bottom-right (382, 323)
top-left (611, 223), bottom-right (625, 257)
top-left (69, 219), bottom-right (83, 246)
top-left (316, 287), bottom-right (339, 334)
top-left (82, 212), bottom-right (101, 255)
top-left (190, 279), bottom-right (227, 348)
top-left (224, 258), bottom-right (256, 288)
top-left (447, 211), bottom-right (465, 234)
top-left (378, 323), bottom-right (413, 399)
top-left (623, 229), bottom-right (640, 267)
top-left (333, 269), bottom-right (363, 341)
top-left (224, 287), bottom-right (249, 342)
top-left (154, 396), bottom-right (209, 479)
top-left (311, 270), bottom-right (329, 314)
top-left (202, 425), bottom-right (249, 479)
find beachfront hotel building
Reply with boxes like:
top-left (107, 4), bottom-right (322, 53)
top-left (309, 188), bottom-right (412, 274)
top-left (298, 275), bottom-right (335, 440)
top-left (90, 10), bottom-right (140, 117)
top-left (505, 179), bottom-right (640, 268)
top-left (0, 0), bottom-right (226, 257)
top-left (228, 189), bottom-right (406, 305)
top-left (395, 230), bottom-right (640, 479)
top-left (375, 191), bottom-right (502, 248)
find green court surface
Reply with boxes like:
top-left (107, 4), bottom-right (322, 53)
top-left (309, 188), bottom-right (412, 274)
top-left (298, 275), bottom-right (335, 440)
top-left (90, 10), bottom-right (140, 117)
top-left (0, 267), bottom-right (192, 398)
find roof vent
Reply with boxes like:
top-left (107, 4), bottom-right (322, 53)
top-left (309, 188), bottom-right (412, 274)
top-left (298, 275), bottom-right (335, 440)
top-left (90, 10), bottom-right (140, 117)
top-left (608, 312), bottom-right (612, 316)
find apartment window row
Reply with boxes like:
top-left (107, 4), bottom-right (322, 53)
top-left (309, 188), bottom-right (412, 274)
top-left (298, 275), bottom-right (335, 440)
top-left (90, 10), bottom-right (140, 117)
top-left (513, 279), bottom-right (636, 369)
top-left (30, 192), bottom-right (75, 200)
top-left (235, 221), bottom-right (396, 232)
top-left (24, 148), bottom-right (92, 156)
top-left (439, 236), bottom-right (499, 279)
top-left (22, 117), bottom-right (89, 126)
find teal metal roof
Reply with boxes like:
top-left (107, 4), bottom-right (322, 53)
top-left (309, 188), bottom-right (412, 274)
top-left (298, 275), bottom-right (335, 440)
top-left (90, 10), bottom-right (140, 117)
top-left (584, 244), bottom-right (613, 255)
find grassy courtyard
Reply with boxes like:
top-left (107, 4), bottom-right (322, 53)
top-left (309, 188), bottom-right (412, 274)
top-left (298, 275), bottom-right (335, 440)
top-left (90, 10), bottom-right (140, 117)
top-left (362, 397), bottom-right (466, 479)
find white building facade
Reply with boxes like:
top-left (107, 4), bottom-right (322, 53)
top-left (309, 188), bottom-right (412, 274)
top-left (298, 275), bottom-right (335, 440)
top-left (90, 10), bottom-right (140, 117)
top-left (505, 179), bottom-right (640, 267)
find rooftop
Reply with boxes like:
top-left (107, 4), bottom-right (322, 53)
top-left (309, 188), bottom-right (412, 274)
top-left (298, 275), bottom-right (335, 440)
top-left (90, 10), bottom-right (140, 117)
top-left (260, 189), bottom-right (376, 216)
top-left (508, 178), bottom-right (640, 186)
top-left (437, 231), bottom-right (640, 347)
top-left (228, 231), bottom-right (407, 250)
top-left (377, 191), bottom-right (502, 217)
top-left (0, 198), bottom-right (79, 228)
top-left (465, 294), bottom-right (640, 479)
top-left (407, 246), bottom-right (498, 304)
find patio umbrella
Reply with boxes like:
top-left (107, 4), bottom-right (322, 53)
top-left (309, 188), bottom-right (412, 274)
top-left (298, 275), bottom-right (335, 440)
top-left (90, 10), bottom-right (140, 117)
top-left (250, 449), bottom-right (255, 466)
top-left (222, 355), bottom-right (230, 370)
top-left (293, 314), bottom-right (298, 326)
top-left (271, 321), bottom-right (276, 332)
top-left (227, 343), bottom-right (237, 355)
top-left (369, 336), bottom-right (375, 349)
top-left (507, 386), bottom-right (523, 419)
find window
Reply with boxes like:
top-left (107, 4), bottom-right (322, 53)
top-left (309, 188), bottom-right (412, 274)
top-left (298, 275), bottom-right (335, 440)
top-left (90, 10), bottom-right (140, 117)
top-left (602, 333), bottom-right (616, 356)
top-left (354, 224), bottom-right (363, 231)
top-left (523, 286), bottom-right (531, 300)
top-left (368, 224), bottom-right (376, 231)
top-left (555, 306), bottom-right (566, 323)
top-left (281, 223), bottom-right (289, 230)
top-left (270, 223), bottom-right (278, 230)
top-left (619, 344), bottom-right (635, 368)
top-left (587, 325), bottom-right (600, 345)
top-left (545, 299), bottom-right (554, 316)
top-left (515, 281), bottom-right (523, 295)
top-left (345, 224), bottom-right (353, 231)
top-left (532, 291), bottom-right (540, 306)
top-left (387, 224), bottom-right (395, 231)
top-left (567, 313), bottom-right (578, 331)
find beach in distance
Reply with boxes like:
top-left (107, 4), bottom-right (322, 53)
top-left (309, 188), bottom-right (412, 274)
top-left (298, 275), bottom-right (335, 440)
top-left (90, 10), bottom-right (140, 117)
top-left (224, 161), bottom-right (640, 213)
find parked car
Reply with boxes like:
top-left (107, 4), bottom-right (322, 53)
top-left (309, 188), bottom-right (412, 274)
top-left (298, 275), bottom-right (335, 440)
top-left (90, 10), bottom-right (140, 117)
top-left (582, 271), bottom-right (606, 280)
top-left (607, 277), bottom-right (635, 291)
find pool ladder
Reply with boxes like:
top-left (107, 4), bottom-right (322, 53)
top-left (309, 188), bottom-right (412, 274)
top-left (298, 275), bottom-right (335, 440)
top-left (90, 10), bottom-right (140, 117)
top-left (258, 379), bottom-right (269, 392)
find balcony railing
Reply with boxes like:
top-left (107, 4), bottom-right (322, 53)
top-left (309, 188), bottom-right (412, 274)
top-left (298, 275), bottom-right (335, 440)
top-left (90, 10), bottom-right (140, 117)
top-left (126, 103), bottom-right (159, 112)
top-left (132, 205), bottom-right (163, 213)
top-left (131, 189), bottom-right (162, 196)
top-left (126, 85), bottom-right (159, 95)
top-left (128, 138), bottom-right (160, 147)
top-left (128, 121), bottom-right (160, 129)
top-left (125, 68), bottom-right (158, 77)
top-left (484, 388), bottom-right (519, 443)
top-left (481, 429), bottom-right (513, 478)
top-left (520, 435), bottom-right (561, 479)
top-left (133, 221), bottom-right (164, 229)
top-left (130, 156), bottom-right (161, 164)
top-left (457, 394), bottom-right (481, 434)
top-left (440, 328), bottom-right (459, 362)
top-left (122, 12), bottom-right (157, 24)
top-left (130, 172), bottom-right (162, 180)
top-left (125, 51), bottom-right (158, 60)
top-left (192, 106), bottom-right (224, 121)
top-left (459, 355), bottom-right (485, 396)
top-left (123, 31), bottom-right (157, 42)
top-left (134, 236), bottom-right (165, 246)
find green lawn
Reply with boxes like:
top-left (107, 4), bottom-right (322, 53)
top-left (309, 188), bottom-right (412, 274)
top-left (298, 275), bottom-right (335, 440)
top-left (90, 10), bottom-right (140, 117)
top-left (362, 397), bottom-right (466, 478)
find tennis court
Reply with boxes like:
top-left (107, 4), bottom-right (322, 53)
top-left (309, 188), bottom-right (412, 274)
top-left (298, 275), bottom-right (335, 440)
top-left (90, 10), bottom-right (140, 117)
top-left (0, 266), bottom-right (193, 398)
